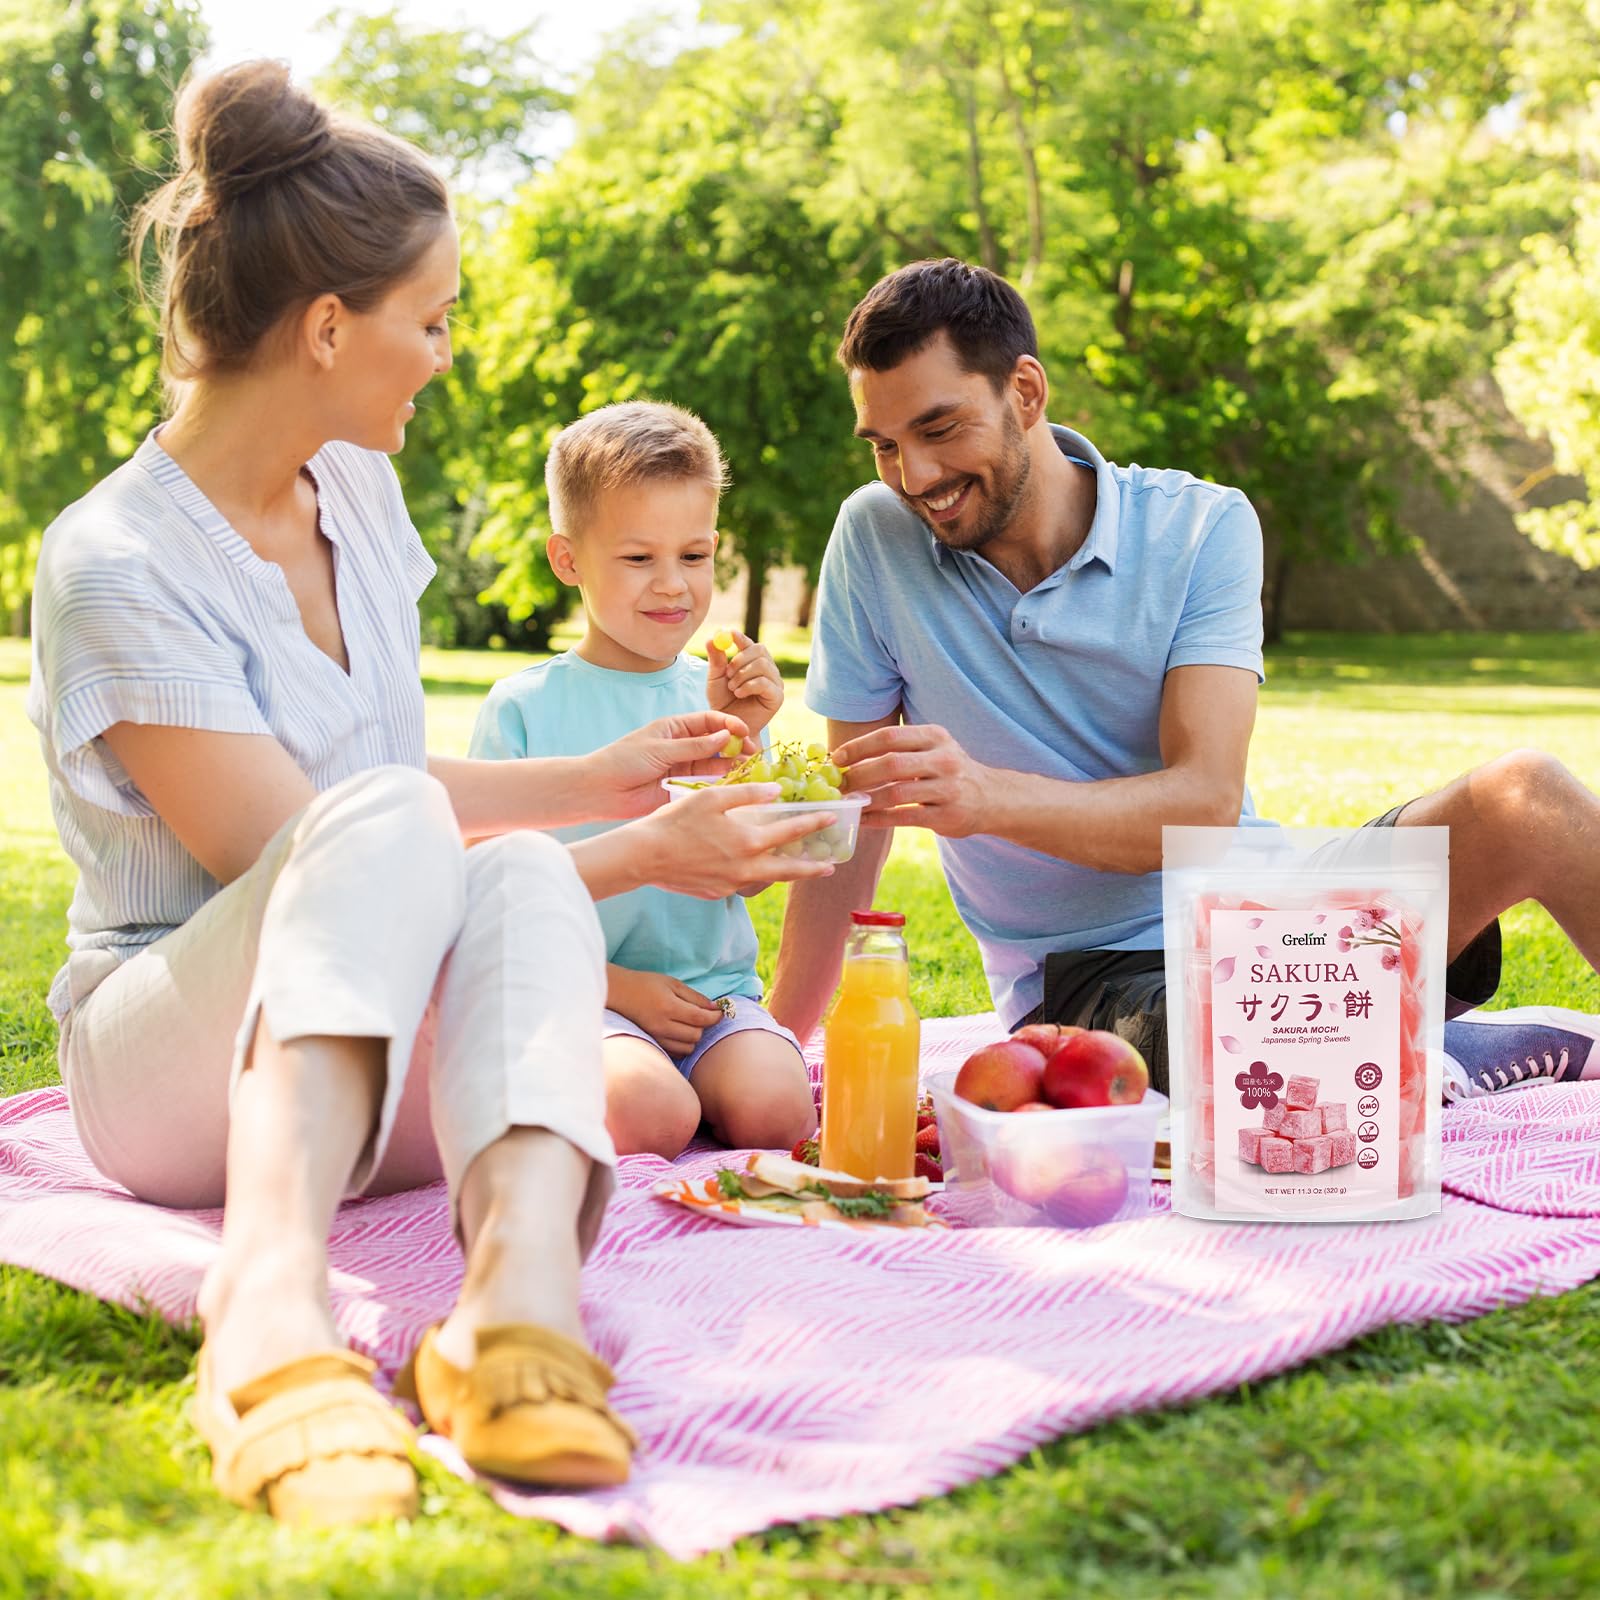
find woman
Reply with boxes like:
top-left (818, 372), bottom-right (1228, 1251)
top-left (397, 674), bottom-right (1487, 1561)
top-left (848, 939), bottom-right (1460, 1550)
top-left (24, 61), bottom-right (833, 1527)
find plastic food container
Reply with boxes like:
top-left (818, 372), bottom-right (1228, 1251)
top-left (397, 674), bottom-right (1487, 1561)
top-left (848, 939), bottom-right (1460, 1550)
top-left (925, 1065), bottom-right (1167, 1229)
top-left (661, 779), bottom-right (869, 864)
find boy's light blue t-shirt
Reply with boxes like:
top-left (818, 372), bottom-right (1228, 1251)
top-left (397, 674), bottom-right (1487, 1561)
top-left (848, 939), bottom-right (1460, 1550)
top-left (469, 651), bottom-right (762, 1002)
top-left (806, 423), bottom-right (1270, 1030)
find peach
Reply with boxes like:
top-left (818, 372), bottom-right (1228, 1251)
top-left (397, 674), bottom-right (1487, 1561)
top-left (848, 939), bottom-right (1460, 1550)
top-left (1041, 1030), bottom-right (1149, 1109)
top-left (1014, 1101), bottom-right (1055, 1114)
top-left (993, 1142), bottom-right (1130, 1227)
top-left (953, 1040), bottom-right (1047, 1112)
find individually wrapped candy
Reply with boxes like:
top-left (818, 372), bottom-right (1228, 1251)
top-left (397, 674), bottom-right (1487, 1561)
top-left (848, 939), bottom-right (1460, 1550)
top-left (1163, 825), bottom-right (1448, 1223)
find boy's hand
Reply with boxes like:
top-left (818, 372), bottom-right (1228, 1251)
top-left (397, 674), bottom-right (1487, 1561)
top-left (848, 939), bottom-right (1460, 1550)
top-left (610, 967), bottom-right (724, 1058)
top-left (706, 630), bottom-right (783, 741)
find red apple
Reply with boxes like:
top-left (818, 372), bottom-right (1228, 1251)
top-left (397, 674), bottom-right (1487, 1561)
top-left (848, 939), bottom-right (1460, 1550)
top-left (1014, 1101), bottom-right (1055, 1113)
top-left (1011, 1022), bottom-right (1084, 1057)
top-left (1041, 1030), bottom-right (1149, 1109)
top-left (953, 1040), bottom-right (1047, 1112)
top-left (993, 1142), bottom-right (1130, 1227)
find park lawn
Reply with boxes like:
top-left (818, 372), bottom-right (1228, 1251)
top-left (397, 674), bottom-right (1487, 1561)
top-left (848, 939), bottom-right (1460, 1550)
top-left (0, 629), bottom-right (1596, 1599)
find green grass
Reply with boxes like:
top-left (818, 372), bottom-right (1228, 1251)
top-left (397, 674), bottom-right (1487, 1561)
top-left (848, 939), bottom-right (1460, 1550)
top-left (1, 629), bottom-right (1597, 1598)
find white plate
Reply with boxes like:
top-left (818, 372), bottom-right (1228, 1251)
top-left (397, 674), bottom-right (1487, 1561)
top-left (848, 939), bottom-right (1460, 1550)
top-left (653, 1175), bottom-right (946, 1231)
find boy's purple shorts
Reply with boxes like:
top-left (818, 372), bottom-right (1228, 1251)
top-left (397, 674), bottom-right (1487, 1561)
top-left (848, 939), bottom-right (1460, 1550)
top-left (602, 996), bottom-right (802, 1080)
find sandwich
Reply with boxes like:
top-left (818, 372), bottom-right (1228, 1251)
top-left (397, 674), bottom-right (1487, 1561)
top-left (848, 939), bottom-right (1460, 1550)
top-left (708, 1151), bottom-right (938, 1227)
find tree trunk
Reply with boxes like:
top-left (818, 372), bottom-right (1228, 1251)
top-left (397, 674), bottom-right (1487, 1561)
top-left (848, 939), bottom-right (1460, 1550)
top-left (1264, 550), bottom-right (1292, 645)
top-left (995, 49), bottom-right (1044, 284)
top-left (1113, 257), bottom-right (1135, 346)
top-left (958, 74), bottom-right (1000, 273)
top-left (742, 542), bottom-right (768, 640)
top-left (795, 572), bottom-right (817, 630)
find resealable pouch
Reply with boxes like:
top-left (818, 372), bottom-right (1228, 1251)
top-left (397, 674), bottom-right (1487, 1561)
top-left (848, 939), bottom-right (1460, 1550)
top-left (1163, 825), bottom-right (1448, 1223)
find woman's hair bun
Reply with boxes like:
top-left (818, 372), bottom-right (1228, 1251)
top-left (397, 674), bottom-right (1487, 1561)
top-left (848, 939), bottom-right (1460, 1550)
top-left (135, 59), bottom-right (450, 383)
top-left (175, 59), bottom-right (333, 202)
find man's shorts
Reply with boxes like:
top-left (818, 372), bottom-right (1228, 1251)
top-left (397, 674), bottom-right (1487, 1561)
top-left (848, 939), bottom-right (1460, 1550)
top-left (603, 996), bottom-right (803, 1081)
top-left (1015, 803), bottom-right (1502, 1096)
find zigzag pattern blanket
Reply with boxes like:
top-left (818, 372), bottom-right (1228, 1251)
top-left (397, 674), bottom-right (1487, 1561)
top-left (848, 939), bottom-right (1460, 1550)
top-left (2, 1015), bottom-right (1597, 1556)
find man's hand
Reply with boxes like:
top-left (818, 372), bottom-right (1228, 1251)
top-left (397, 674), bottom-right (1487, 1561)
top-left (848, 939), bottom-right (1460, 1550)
top-left (833, 722), bottom-right (995, 837)
top-left (706, 630), bottom-right (783, 742)
top-left (586, 710), bottom-right (751, 818)
top-left (609, 966), bottom-right (724, 1058)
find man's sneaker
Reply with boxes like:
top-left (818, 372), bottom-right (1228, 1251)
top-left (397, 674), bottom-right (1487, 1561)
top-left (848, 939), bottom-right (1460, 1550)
top-left (1441, 1006), bottom-right (1600, 1101)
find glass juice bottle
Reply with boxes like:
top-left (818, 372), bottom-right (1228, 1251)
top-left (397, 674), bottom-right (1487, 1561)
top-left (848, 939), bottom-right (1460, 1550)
top-left (821, 911), bottom-right (920, 1181)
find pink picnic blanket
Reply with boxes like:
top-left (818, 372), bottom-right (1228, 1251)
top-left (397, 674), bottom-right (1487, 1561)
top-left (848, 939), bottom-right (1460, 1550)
top-left (2, 1014), bottom-right (1599, 1557)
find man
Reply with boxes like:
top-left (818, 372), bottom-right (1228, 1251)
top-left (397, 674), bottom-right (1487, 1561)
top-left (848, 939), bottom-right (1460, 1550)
top-left (768, 258), bottom-right (1600, 1099)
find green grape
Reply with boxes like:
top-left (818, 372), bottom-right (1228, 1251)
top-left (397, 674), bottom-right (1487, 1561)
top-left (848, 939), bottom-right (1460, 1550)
top-left (803, 835), bottom-right (835, 861)
top-left (719, 735), bottom-right (742, 759)
top-left (716, 739), bottom-right (854, 803)
top-left (776, 838), bottom-right (806, 858)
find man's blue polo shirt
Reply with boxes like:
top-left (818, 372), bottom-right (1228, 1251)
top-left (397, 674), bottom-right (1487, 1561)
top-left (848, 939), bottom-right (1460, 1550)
top-left (806, 423), bottom-right (1266, 1027)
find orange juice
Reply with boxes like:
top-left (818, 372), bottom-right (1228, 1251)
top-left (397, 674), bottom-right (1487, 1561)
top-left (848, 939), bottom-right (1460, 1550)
top-left (821, 912), bottom-right (920, 1181)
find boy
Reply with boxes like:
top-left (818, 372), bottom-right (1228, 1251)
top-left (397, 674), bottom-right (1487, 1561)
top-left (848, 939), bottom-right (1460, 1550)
top-left (470, 401), bottom-right (819, 1160)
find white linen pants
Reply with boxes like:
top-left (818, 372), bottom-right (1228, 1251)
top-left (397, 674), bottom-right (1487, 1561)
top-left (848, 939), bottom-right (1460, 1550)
top-left (57, 765), bottom-right (616, 1248)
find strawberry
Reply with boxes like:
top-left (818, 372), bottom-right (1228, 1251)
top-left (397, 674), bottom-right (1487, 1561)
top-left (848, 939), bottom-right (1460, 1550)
top-left (790, 1136), bottom-right (820, 1166)
top-left (914, 1151), bottom-right (944, 1182)
top-left (915, 1123), bottom-right (941, 1156)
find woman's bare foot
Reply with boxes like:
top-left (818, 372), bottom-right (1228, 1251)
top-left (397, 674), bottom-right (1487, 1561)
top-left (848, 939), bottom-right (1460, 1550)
top-left (431, 1127), bottom-right (591, 1370)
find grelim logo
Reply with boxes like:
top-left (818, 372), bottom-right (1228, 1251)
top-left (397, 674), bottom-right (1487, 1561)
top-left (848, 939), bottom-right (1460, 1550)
top-left (1282, 932), bottom-right (1327, 946)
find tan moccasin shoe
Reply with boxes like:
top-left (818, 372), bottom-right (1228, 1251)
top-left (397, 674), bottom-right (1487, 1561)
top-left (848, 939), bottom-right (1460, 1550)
top-left (397, 1323), bottom-right (636, 1487)
top-left (193, 1345), bottom-right (418, 1526)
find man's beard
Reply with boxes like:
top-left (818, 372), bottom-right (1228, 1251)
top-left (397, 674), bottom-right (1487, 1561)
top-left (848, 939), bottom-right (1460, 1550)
top-left (902, 409), bottom-right (1032, 554)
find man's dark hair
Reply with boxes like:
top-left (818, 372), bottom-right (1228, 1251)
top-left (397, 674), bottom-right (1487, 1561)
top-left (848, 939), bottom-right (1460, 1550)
top-left (836, 258), bottom-right (1038, 389)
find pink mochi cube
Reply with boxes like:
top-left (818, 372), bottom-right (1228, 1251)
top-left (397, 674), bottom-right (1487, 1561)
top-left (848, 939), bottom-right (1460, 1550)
top-left (1285, 1075), bottom-right (1320, 1110)
top-left (1319, 1102), bottom-right (1348, 1134)
top-left (1327, 1130), bottom-right (1357, 1167)
top-left (1262, 1101), bottom-right (1287, 1134)
top-left (1293, 1135), bottom-right (1334, 1174)
top-left (1239, 1128), bottom-right (1265, 1165)
top-left (1279, 1107), bottom-right (1322, 1141)
top-left (1259, 1136), bottom-right (1294, 1173)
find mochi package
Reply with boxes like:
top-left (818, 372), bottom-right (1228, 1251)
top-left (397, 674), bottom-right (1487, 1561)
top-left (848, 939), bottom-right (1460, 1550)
top-left (1162, 825), bottom-right (1449, 1224)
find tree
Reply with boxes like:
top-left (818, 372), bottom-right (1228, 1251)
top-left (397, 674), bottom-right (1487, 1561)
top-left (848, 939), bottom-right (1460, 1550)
top-left (0, 0), bottom-right (206, 630)
top-left (316, 8), bottom-right (568, 647)
top-left (1491, 4), bottom-right (1600, 569)
top-left (467, 26), bottom-right (867, 638)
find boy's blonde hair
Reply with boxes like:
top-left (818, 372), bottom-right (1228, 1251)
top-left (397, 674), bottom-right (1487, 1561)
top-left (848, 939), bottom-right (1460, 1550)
top-left (546, 401), bottom-right (729, 535)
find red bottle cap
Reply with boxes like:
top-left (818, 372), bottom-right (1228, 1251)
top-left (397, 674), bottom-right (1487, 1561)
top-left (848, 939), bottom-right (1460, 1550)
top-left (850, 910), bottom-right (905, 927)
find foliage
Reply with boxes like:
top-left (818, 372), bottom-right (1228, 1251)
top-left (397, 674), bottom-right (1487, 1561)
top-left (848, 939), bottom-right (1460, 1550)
top-left (0, 0), bottom-right (206, 625)
top-left (315, 6), bottom-right (564, 184)
top-left (5, 0), bottom-right (1600, 638)
top-left (1495, 4), bottom-right (1600, 575)
top-left (465, 26), bottom-right (865, 637)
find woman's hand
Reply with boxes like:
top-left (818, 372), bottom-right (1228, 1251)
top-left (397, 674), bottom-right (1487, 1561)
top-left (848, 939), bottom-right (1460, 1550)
top-left (706, 630), bottom-right (783, 742)
top-left (586, 710), bottom-right (752, 819)
top-left (609, 967), bottom-right (723, 1058)
top-left (637, 783), bottom-right (837, 899)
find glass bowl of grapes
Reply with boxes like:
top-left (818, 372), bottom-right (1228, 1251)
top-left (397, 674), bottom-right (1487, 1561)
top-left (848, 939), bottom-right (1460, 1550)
top-left (661, 741), bottom-right (869, 864)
